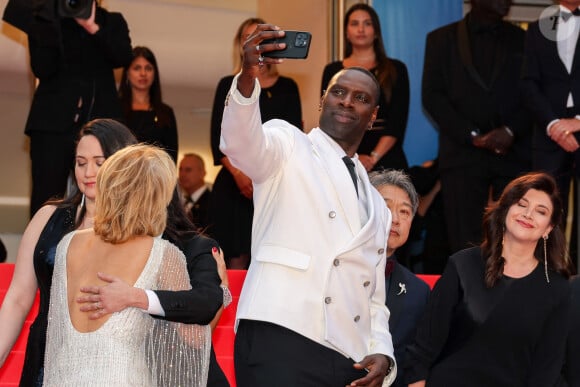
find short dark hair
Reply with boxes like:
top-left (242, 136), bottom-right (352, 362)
top-left (329, 67), bottom-right (381, 105)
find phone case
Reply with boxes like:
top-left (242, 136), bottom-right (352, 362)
top-left (262, 31), bottom-right (312, 59)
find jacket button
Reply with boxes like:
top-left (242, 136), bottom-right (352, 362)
top-left (363, 281), bottom-right (370, 287)
top-left (325, 297), bottom-right (332, 304)
top-left (378, 248), bottom-right (385, 255)
top-left (354, 315), bottom-right (360, 322)
top-left (329, 211), bottom-right (336, 218)
top-left (333, 259), bottom-right (340, 266)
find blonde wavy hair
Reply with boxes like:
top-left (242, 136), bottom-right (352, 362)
top-left (94, 144), bottom-right (177, 244)
top-left (232, 17), bottom-right (278, 77)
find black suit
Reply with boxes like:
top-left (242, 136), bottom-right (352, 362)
top-left (522, 12), bottom-right (580, 219)
top-left (155, 234), bottom-right (229, 386)
top-left (422, 13), bottom-right (531, 253)
top-left (187, 188), bottom-right (213, 234)
top-left (25, 7), bottom-right (132, 217)
top-left (385, 257), bottom-right (430, 387)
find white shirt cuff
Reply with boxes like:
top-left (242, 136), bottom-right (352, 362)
top-left (547, 119), bottom-right (560, 136)
top-left (229, 72), bottom-right (261, 105)
top-left (145, 289), bottom-right (165, 316)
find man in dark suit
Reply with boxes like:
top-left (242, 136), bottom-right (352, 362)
top-left (522, 1), bottom-right (580, 265)
top-left (178, 153), bottom-right (213, 233)
top-left (370, 170), bottom-right (430, 387)
top-left (422, 0), bottom-right (531, 253)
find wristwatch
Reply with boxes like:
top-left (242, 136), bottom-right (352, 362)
top-left (220, 285), bottom-right (232, 308)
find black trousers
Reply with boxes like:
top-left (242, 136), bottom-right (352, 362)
top-left (440, 163), bottom-right (513, 253)
top-left (234, 319), bottom-right (366, 387)
top-left (29, 132), bottom-right (76, 218)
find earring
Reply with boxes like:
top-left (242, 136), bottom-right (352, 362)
top-left (80, 193), bottom-right (85, 209)
top-left (543, 235), bottom-right (550, 283)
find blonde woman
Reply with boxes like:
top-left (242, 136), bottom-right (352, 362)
top-left (43, 145), bottom-right (210, 386)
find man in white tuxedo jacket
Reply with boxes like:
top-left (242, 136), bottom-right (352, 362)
top-left (220, 24), bottom-right (396, 387)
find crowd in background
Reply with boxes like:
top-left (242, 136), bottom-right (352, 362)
top-left (0, 0), bottom-right (579, 386)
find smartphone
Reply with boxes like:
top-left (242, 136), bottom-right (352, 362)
top-left (262, 31), bottom-right (312, 59)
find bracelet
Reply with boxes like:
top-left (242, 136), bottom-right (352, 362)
top-left (370, 151), bottom-right (380, 162)
top-left (220, 285), bottom-right (232, 308)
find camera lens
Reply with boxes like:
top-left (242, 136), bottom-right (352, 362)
top-left (66, 0), bottom-right (81, 9)
top-left (59, 0), bottom-right (92, 18)
top-left (295, 33), bottom-right (308, 47)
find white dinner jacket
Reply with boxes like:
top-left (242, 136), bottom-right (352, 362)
top-left (220, 76), bottom-right (396, 384)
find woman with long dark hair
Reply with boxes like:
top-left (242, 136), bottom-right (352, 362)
top-left (406, 172), bottom-right (574, 387)
top-left (119, 46), bottom-right (178, 162)
top-left (321, 3), bottom-right (409, 172)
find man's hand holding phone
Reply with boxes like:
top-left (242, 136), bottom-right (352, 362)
top-left (238, 24), bottom-right (311, 97)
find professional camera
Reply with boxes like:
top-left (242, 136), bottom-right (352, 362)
top-left (57, 0), bottom-right (92, 19)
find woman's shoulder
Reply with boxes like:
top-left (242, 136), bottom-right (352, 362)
top-left (389, 57), bottom-right (408, 72)
top-left (159, 102), bottom-right (175, 114)
top-left (181, 234), bottom-right (219, 258)
top-left (218, 74), bottom-right (236, 86)
top-left (546, 269), bottom-right (573, 293)
top-left (449, 246), bottom-right (483, 263)
top-left (449, 246), bottom-right (485, 272)
top-left (276, 75), bottom-right (299, 88)
top-left (213, 75), bottom-right (236, 95)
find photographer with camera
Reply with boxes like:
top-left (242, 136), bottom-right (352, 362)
top-left (24, 0), bottom-right (132, 218)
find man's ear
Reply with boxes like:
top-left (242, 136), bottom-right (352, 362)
top-left (369, 105), bottom-right (379, 128)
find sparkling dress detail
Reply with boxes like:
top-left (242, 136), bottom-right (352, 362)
top-left (43, 232), bottom-right (211, 386)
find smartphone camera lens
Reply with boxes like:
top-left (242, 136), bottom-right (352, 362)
top-left (295, 33), bottom-right (309, 47)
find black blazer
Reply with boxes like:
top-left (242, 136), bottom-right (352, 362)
top-left (189, 188), bottom-right (213, 233)
top-left (24, 7), bottom-right (132, 136)
top-left (422, 15), bottom-right (531, 172)
top-left (155, 234), bottom-right (228, 386)
top-left (522, 13), bottom-right (580, 150)
top-left (386, 259), bottom-right (430, 387)
top-left (561, 276), bottom-right (580, 386)
top-left (154, 234), bottom-right (222, 324)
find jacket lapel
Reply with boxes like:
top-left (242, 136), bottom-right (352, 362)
top-left (308, 129), bottom-right (361, 236)
top-left (386, 262), bottom-right (405, 332)
top-left (457, 18), bottom-right (490, 91)
top-left (572, 26), bottom-right (580, 74)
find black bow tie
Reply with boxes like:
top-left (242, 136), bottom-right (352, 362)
top-left (561, 8), bottom-right (580, 22)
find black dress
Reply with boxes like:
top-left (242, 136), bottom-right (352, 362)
top-left (209, 75), bottom-right (302, 260)
top-left (405, 247), bottom-right (571, 387)
top-left (321, 60), bottom-right (409, 171)
top-left (20, 206), bottom-right (76, 387)
top-left (124, 103), bottom-right (178, 163)
top-left (561, 276), bottom-right (580, 386)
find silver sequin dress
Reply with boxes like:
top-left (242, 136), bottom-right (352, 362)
top-left (43, 232), bottom-right (211, 387)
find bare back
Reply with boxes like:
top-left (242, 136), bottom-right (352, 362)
top-left (66, 229), bottom-right (154, 333)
